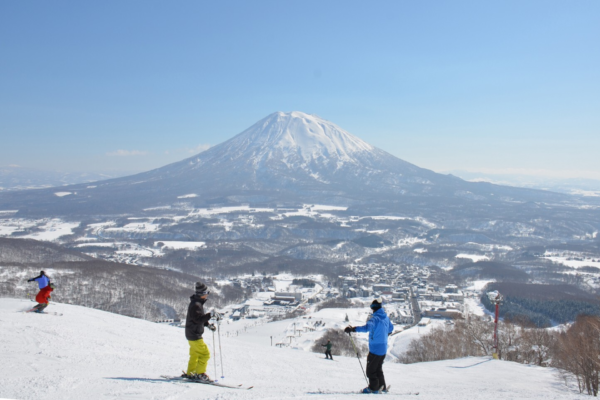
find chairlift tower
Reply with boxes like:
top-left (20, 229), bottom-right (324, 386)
top-left (487, 291), bottom-right (503, 359)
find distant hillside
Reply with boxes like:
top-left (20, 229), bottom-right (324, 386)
top-left (481, 282), bottom-right (600, 327)
top-left (0, 239), bottom-right (249, 320)
top-left (0, 237), bottom-right (92, 264)
top-left (451, 261), bottom-right (530, 281)
top-left (0, 165), bottom-right (122, 191)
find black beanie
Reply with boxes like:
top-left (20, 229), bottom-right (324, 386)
top-left (195, 281), bottom-right (209, 296)
top-left (370, 298), bottom-right (383, 310)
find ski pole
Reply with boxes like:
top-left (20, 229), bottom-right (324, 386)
top-left (212, 329), bottom-right (217, 380)
top-left (348, 332), bottom-right (369, 385)
top-left (217, 317), bottom-right (224, 378)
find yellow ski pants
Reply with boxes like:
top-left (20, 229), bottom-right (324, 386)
top-left (187, 339), bottom-right (210, 375)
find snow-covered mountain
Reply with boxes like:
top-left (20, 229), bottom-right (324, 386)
top-left (0, 111), bottom-right (577, 216)
top-left (135, 111), bottom-right (433, 198)
top-left (0, 298), bottom-right (579, 399)
top-left (214, 111), bottom-right (376, 166)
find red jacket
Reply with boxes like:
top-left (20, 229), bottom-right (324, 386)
top-left (36, 286), bottom-right (53, 304)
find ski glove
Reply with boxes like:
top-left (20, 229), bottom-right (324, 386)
top-left (27, 279), bottom-right (33, 282)
top-left (208, 324), bottom-right (217, 332)
top-left (344, 326), bottom-right (356, 333)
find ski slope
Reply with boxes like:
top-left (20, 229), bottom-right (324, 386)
top-left (0, 298), bottom-right (580, 400)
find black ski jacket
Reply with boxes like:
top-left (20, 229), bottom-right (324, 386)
top-left (185, 295), bottom-right (212, 341)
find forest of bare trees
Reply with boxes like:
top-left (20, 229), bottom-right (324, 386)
top-left (481, 282), bottom-right (600, 327)
top-left (0, 238), bottom-right (256, 320)
top-left (0, 238), bottom-right (91, 264)
top-left (0, 262), bottom-right (251, 321)
top-left (398, 315), bottom-right (600, 396)
top-left (554, 316), bottom-right (600, 396)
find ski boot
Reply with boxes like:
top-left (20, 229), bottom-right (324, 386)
top-left (196, 373), bottom-right (213, 383)
top-left (362, 387), bottom-right (380, 394)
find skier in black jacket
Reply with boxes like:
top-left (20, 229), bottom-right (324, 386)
top-left (322, 339), bottom-right (333, 360)
top-left (184, 281), bottom-right (216, 382)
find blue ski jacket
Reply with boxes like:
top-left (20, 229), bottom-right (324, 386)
top-left (354, 308), bottom-right (394, 356)
top-left (29, 274), bottom-right (49, 289)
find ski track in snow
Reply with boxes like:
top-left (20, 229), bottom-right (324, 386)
top-left (0, 299), bottom-right (579, 400)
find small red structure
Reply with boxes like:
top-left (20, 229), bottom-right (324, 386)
top-left (487, 291), bottom-right (503, 359)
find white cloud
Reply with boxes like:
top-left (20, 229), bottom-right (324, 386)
top-left (106, 150), bottom-right (149, 157)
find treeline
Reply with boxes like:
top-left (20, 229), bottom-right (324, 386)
top-left (292, 278), bottom-right (315, 287)
top-left (0, 238), bottom-right (91, 264)
top-left (147, 247), bottom-right (348, 279)
top-left (451, 261), bottom-right (529, 281)
top-left (481, 282), bottom-right (600, 327)
top-left (399, 315), bottom-right (600, 396)
top-left (315, 297), bottom-right (362, 311)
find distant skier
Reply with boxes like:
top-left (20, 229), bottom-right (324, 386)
top-left (27, 270), bottom-right (51, 301)
top-left (31, 283), bottom-right (54, 313)
top-left (183, 281), bottom-right (216, 382)
top-left (322, 339), bottom-right (333, 360)
top-left (344, 298), bottom-right (394, 394)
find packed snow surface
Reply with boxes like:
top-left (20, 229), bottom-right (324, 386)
top-left (0, 299), bottom-right (579, 400)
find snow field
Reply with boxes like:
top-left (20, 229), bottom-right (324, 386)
top-left (154, 241), bottom-right (206, 250)
top-left (0, 298), bottom-right (581, 400)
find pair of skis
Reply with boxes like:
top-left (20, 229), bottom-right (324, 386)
top-left (309, 386), bottom-right (419, 395)
top-left (162, 377), bottom-right (417, 395)
top-left (161, 374), bottom-right (253, 390)
top-left (23, 308), bottom-right (63, 316)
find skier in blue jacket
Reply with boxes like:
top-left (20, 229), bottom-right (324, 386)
top-left (345, 298), bottom-right (394, 394)
top-left (28, 271), bottom-right (50, 289)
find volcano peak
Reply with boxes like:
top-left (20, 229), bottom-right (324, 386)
top-left (219, 111), bottom-right (374, 165)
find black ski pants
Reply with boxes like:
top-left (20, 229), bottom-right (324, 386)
top-left (325, 349), bottom-right (333, 359)
top-left (33, 303), bottom-right (48, 312)
top-left (366, 352), bottom-right (386, 391)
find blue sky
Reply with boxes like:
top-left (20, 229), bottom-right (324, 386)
top-left (1, 1), bottom-right (599, 179)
